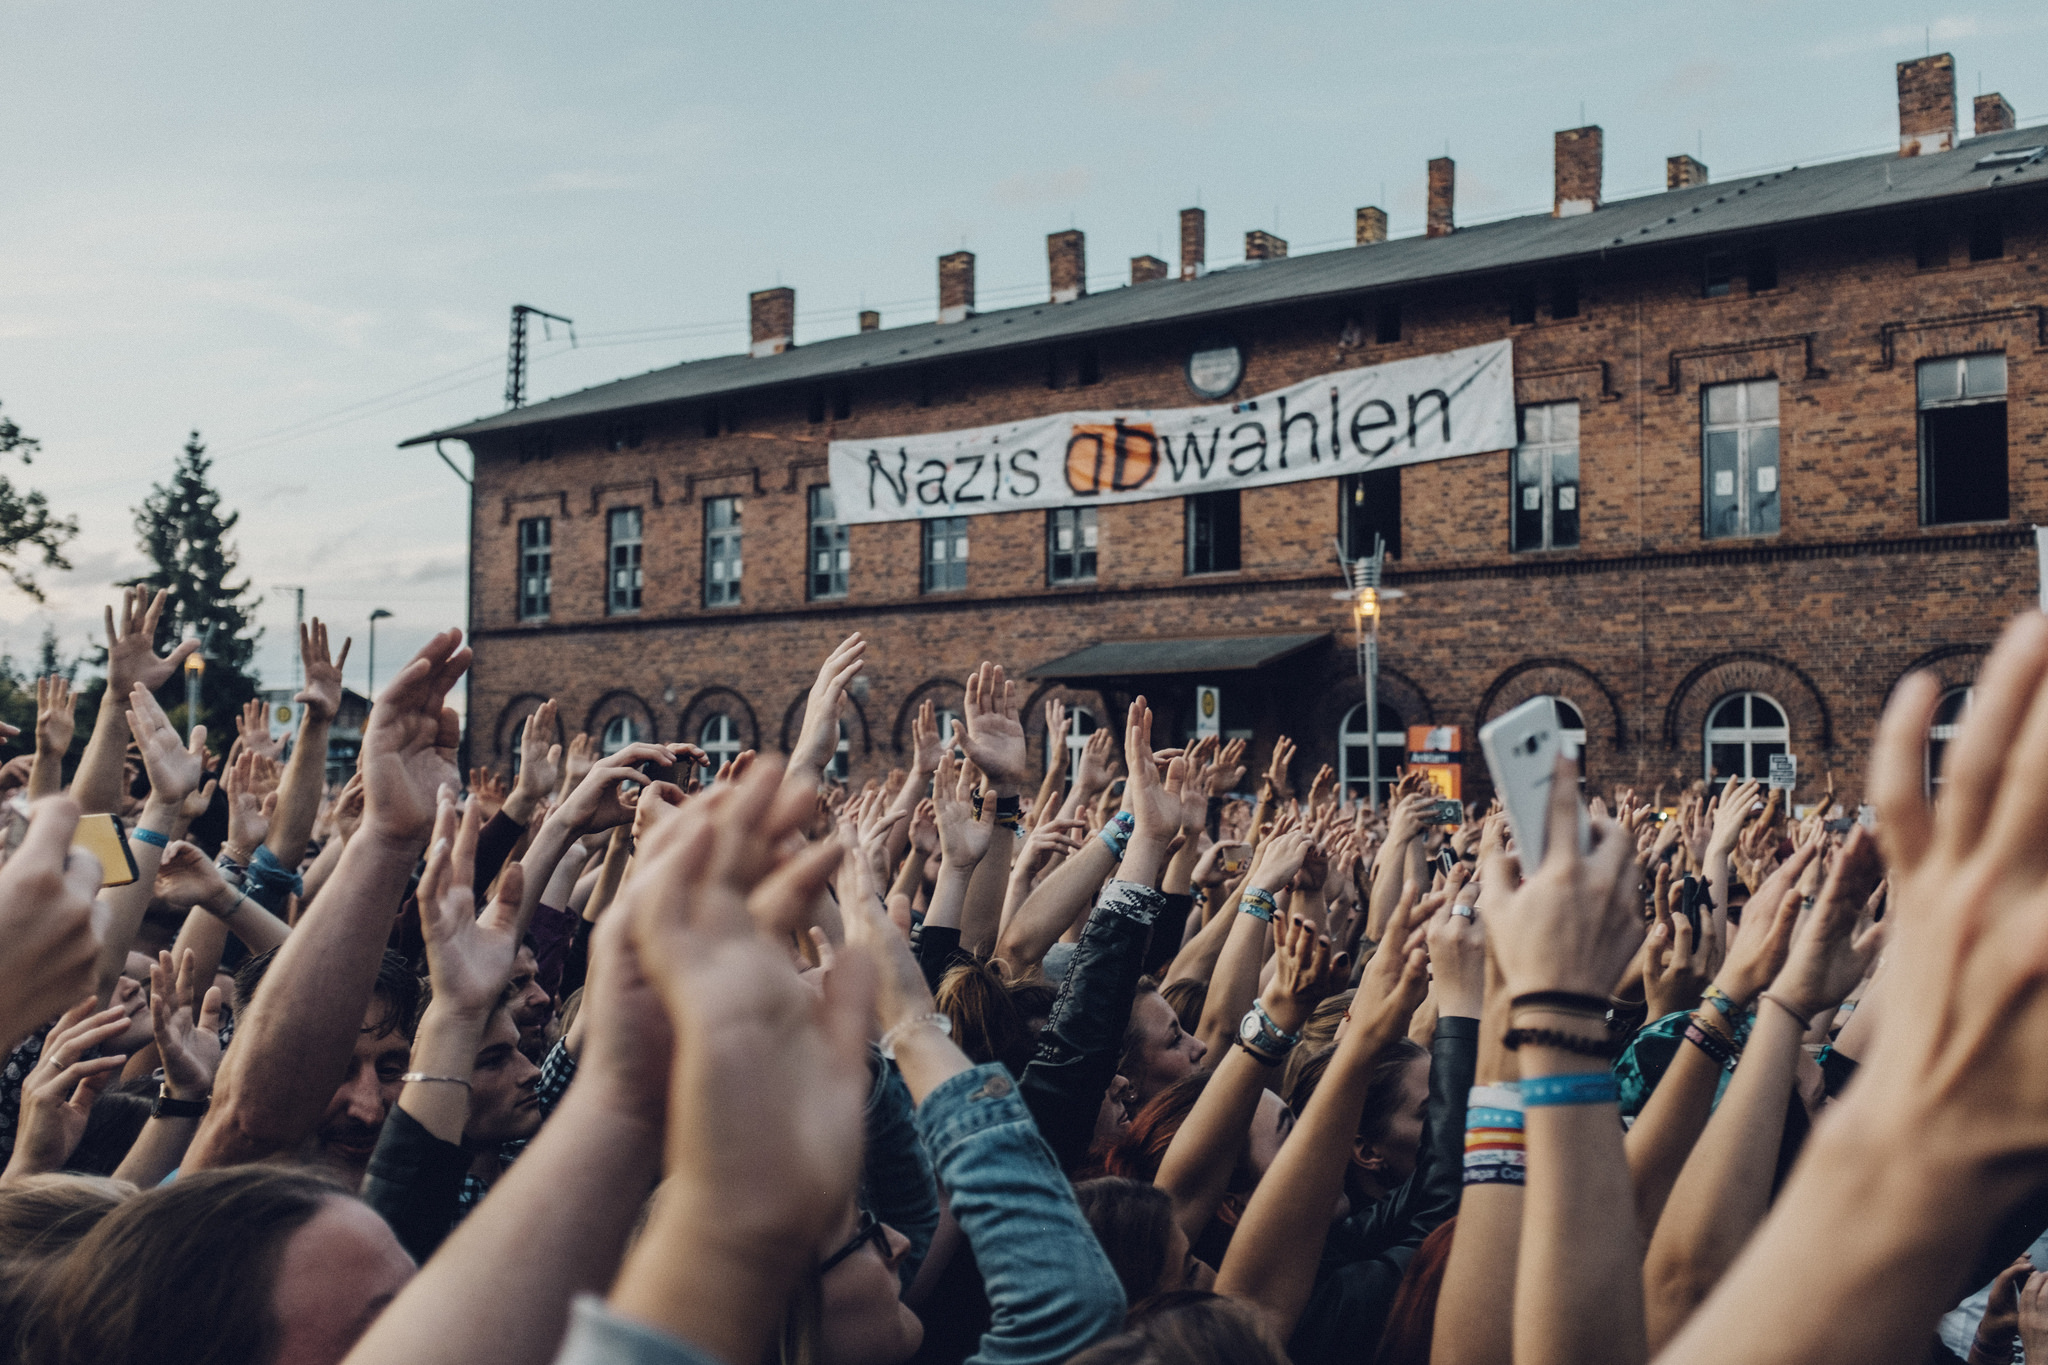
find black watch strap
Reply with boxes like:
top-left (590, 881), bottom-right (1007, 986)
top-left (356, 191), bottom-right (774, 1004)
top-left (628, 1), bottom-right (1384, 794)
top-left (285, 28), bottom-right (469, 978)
top-left (151, 1089), bottom-right (210, 1120)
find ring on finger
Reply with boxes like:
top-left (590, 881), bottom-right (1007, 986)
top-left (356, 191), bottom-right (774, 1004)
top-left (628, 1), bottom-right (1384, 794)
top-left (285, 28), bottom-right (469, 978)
top-left (1451, 904), bottom-right (1476, 920)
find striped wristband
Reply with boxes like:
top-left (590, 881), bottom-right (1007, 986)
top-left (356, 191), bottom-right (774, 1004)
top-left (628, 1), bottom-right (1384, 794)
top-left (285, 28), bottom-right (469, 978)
top-left (1464, 1084), bottom-right (1526, 1187)
top-left (1240, 887), bottom-right (1279, 922)
top-left (1098, 811), bottom-right (1134, 860)
top-left (1520, 1070), bottom-right (1620, 1108)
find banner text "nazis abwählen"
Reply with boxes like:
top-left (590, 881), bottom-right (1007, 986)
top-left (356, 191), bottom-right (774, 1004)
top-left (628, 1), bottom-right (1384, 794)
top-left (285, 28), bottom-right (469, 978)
top-left (827, 339), bottom-right (1515, 524)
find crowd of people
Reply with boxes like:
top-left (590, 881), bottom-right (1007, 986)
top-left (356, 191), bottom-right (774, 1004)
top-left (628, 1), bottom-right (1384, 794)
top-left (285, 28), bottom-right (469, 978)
top-left (0, 583), bottom-right (2047, 1365)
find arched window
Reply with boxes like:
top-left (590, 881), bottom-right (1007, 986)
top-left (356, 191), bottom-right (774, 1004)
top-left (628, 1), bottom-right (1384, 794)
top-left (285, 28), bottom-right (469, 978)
top-left (1704, 692), bottom-right (1788, 789)
top-left (1549, 697), bottom-right (1587, 754)
top-left (1927, 686), bottom-right (1971, 798)
top-left (600, 715), bottom-right (641, 756)
top-left (1055, 708), bottom-right (1099, 783)
top-left (829, 719), bottom-right (851, 783)
top-left (1338, 702), bottom-right (1406, 805)
top-left (699, 713), bottom-right (740, 777)
top-left (935, 708), bottom-right (963, 759)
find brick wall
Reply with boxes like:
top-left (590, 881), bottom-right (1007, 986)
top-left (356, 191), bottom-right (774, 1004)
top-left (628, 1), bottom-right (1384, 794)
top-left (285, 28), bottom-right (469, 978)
top-left (466, 184), bottom-right (2044, 811)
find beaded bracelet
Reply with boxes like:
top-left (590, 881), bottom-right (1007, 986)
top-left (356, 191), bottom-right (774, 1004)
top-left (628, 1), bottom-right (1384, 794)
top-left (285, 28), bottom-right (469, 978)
top-left (1520, 1070), bottom-right (1620, 1108)
top-left (1240, 887), bottom-right (1279, 923)
top-left (131, 827), bottom-right (170, 850)
top-left (1502, 1026), bottom-right (1621, 1059)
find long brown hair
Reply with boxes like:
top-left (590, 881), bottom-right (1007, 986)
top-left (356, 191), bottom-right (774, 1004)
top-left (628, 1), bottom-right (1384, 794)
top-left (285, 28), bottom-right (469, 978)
top-left (1067, 1291), bottom-right (1289, 1365)
top-left (1372, 1214), bottom-right (1457, 1365)
top-left (1072, 1178), bottom-right (1177, 1305)
top-left (21, 1167), bottom-right (345, 1365)
top-left (0, 1175), bottom-right (133, 1358)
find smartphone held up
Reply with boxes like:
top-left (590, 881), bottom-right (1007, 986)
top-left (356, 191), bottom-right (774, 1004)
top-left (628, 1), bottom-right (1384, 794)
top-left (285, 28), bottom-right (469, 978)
top-left (1477, 696), bottom-right (1590, 863)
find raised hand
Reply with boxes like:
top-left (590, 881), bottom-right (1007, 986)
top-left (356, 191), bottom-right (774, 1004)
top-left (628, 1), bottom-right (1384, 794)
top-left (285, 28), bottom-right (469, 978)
top-left (237, 697), bottom-right (283, 762)
top-left (909, 797), bottom-right (939, 857)
top-left (1, 996), bottom-right (130, 1178)
top-left (909, 698), bottom-right (944, 778)
top-left (560, 732), bottom-right (597, 797)
top-left (125, 682), bottom-right (207, 808)
top-left (932, 748), bottom-right (993, 870)
top-left (1207, 737), bottom-right (1248, 795)
top-left (468, 767), bottom-right (508, 822)
top-left (1769, 828), bottom-right (1884, 1020)
top-left (1264, 735), bottom-right (1297, 801)
top-left (295, 618), bottom-right (351, 725)
top-left (103, 587), bottom-right (198, 698)
top-left (1015, 815), bottom-right (1088, 878)
top-left (1192, 838), bottom-right (1251, 888)
top-left (510, 700), bottom-right (563, 818)
top-left (151, 948), bottom-right (224, 1102)
top-left (556, 742), bottom-right (684, 835)
top-left (357, 628), bottom-right (470, 845)
top-left (1709, 778), bottom-right (1763, 855)
top-left (960, 661), bottom-right (1030, 794)
top-left (330, 771), bottom-right (365, 843)
top-left (1425, 878), bottom-right (1487, 1018)
top-left (789, 634), bottom-right (866, 782)
top-left (1122, 696), bottom-right (1191, 856)
top-left (1645, 866), bottom-right (1713, 1020)
top-left (1713, 844), bottom-right (1818, 1006)
top-left (154, 840), bottom-right (234, 912)
top-left (1075, 726), bottom-right (1117, 797)
top-left (1044, 697), bottom-right (1071, 770)
top-left (35, 675), bottom-right (76, 757)
top-left (417, 787), bottom-right (526, 1019)
top-left (1266, 912), bottom-right (1347, 1034)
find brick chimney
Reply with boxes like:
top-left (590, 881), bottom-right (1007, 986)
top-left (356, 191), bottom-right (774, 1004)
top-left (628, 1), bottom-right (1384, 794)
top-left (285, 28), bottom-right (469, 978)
top-left (1976, 92), bottom-right (2016, 135)
top-left (1179, 208), bottom-right (1205, 280)
top-left (937, 251), bottom-right (975, 324)
top-left (749, 287), bottom-right (794, 357)
top-left (1245, 230), bottom-right (1288, 261)
top-left (1554, 126), bottom-right (1602, 216)
top-left (1130, 254), bottom-right (1168, 285)
top-left (1355, 206), bottom-right (1387, 244)
top-left (1667, 154), bottom-right (1710, 190)
top-left (1897, 54), bottom-right (1956, 156)
top-left (859, 310), bottom-right (880, 333)
top-left (1048, 229), bottom-right (1086, 303)
top-left (1426, 157), bottom-right (1455, 238)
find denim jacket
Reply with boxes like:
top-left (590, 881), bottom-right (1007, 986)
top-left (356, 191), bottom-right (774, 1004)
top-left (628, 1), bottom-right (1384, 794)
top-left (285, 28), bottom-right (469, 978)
top-left (865, 1048), bottom-right (941, 1288)
top-left (552, 1297), bottom-right (725, 1365)
top-left (917, 1063), bottom-right (1125, 1365)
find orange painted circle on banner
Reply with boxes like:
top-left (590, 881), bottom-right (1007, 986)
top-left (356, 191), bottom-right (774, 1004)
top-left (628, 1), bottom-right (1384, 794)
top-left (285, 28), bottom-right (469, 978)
top-left (1064, 422), bottom-right (1159, 494)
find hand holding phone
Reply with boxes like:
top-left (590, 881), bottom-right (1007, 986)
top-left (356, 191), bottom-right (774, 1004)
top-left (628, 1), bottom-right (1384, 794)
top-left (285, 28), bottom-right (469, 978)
top-left (1478, 696), bottom-right (1590, 863)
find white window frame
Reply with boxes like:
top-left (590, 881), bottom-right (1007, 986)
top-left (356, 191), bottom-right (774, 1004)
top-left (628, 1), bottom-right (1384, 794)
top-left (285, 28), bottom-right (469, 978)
top-left (1513, 404), bottom-right (1580, 552)
top-left (1702, 380), bottom-right (1780, 540)
top-left (1917, 354), bottom-right (2009, 526)
top-left (923, 517), bottom-right (968, 592)
top-left (700, 713), bottom-right (741, 776)
top-left (1703, 691), bottom-right (1789, 787)
top-left (608, 507), bottom-right (643, 615)
top-left (1338, 701), bottom-right (1406, 805)
top-left (518, 517), bottom-right (552, 621)
top-left (1926, 686), bottom-right (1972, 798)
top-left (705, 497), bottom-right (743, 607)
top-left (808, 486), bottom-right (849, 600)
top-left (1048, 507), bottom-right (1098, 584)
top-left (600, 714), bottom-right (641, 756)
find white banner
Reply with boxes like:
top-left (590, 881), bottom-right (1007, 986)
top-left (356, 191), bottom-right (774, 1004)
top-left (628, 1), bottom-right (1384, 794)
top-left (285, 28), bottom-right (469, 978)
top-left (828, 339), bottom-right (1516, 524)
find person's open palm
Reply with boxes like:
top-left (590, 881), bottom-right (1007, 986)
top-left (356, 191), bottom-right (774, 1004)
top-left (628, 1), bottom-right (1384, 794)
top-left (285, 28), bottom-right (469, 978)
top-left (35, 675), bottom-right (76, 757)
top-left (960, 661), bottom-right (1029, 790)
top-left (151, 948), bottom-right (224, 1101)
top-left (417, 788), bottom-right (525, 1016)
top-left (359, 628), bottom-right (470, 845)
top-left (296, 618), bottom-right (351, 725)
top-left (126, 683), bottom-right (207, 805)
top-left (104, 587), bottom-right (197, 698)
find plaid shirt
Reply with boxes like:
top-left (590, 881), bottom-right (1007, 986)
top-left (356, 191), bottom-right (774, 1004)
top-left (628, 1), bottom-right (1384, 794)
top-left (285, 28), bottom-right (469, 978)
top-left (454, 1036), bottom-right (578, 1216)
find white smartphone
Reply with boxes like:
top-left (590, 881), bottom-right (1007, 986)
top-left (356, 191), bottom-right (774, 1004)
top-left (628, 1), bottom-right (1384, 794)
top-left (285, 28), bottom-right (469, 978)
top-left (1478, 696), bottom-right (1589, 863)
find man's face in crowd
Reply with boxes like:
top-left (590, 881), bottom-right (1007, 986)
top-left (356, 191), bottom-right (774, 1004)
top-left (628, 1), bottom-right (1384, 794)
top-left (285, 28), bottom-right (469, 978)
top-left (463, 1008), bottom-right (542, 1150)
top-left (506, 945), bottom-right (553, 1062)
top-left (310, 996), bottom-right (411, 1178)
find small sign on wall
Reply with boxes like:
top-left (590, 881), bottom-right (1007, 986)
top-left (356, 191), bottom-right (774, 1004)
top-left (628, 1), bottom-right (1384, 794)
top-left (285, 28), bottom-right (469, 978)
top-left (1195, 686), bottom-right (1220, 737)
top-left (1768, 753), bottom-right (1798, 791)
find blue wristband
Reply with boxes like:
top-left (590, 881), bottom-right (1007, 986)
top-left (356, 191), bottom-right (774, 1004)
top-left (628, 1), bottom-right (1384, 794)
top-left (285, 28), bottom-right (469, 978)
top-left (1240, 887), bottom-right (1278, 922)
top-left (1098, 811), bottom-right (1134, 860)
top-left (1520, 1071), bottom-right (1620, 1108)
top-left (131, 827), bottom-right (170, 850)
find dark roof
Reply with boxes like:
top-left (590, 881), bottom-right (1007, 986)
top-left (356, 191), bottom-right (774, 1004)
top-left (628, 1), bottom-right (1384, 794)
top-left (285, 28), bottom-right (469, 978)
top-left (402, 126), bottom-right (2046, 449)
top-left (1027, 632), bottom-right (1329, 679)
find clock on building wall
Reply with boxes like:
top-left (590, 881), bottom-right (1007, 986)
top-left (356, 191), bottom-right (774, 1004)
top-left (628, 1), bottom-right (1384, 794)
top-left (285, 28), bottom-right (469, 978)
top-left (1185, 339), bottom-right (1243, 400)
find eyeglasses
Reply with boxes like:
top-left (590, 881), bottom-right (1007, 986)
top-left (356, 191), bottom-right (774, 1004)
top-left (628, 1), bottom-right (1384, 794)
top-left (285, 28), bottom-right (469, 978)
top-left (820, 1209), bottom-right (891, 1275)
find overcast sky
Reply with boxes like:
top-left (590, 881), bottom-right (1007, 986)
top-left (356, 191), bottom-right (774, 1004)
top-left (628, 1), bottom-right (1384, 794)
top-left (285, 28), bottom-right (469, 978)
top-left (2, 0), bottom-right (2041, 704)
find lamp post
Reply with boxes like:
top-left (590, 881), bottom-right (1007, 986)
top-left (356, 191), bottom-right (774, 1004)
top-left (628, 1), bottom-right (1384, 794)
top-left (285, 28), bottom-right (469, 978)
top-left (182, 650), bottom-right (206, 746)
top-left (1332, 536), bottom-right (1402, 812)
top-left (367, 608), bottom-right (393, 701)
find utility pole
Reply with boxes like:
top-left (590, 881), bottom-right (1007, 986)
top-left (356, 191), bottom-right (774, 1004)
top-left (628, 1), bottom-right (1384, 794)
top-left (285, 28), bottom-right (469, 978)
top-left (505, 304), bottom-right (575, 409)
top-left (276, 585), bottom-right (305, 689)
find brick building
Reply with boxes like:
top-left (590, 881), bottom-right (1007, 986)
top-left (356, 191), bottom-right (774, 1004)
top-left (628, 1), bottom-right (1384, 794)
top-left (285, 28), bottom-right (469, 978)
top-left (407, 55), bottom-right (2045, 808)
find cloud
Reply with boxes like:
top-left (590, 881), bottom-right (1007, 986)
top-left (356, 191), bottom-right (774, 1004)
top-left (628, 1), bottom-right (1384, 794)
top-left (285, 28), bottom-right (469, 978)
top-left (531, 169), bottom-right (652, 193)
top-left (1028, 0), bottom-right (1166, 39)
top-left (1091, 61), bottom-right (1166, 104)
top-left (992, 166), bottom-right (1093, 208)
top-left (1810, 13), bottom-right (1992, 58)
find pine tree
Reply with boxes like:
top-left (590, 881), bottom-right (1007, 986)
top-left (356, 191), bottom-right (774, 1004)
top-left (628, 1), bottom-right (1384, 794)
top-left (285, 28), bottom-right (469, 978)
top-left (0, 400), bottom-right (78, 601)
top-left (122, 431), bottom-right (261, 738)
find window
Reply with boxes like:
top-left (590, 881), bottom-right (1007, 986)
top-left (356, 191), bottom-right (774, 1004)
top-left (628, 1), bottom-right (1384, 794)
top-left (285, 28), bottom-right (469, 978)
top-left (1704, 692), bottom-right (1788, 789)
top-left (1919, 354), bottom-right (2008, 525)
top-left (1048, 507), bottom-right (1098, 584)
top-left (1703, 251), bottom-right (1734, 298)
top-left (1076, 348), bottom-right (1101, 386)
top-left (1508, 285), bottom-right (1536, 327)
top-left (1375, 300), bottom-right (1402, 344)
top-left (1915, 220), bottom-right (1947, 270)
top-left (1747, 243), bottom-right (1778, 293)
top-left (806, 389), bottom-right (826, 424)
top-left (923, 517), bottom-right (968, 592)
top-left (1054, 707), bottom-right (1099, 782)
top-left (808, 487), bottom-right (849, 600)
top-left (700, 713), bottom-right (740, 777)
top-left (1186, 491), bottom-right (1241, 574)
top-left (704, 497), bottom-right (742, 607)
top-left (1513, 403), bottom-right (1580, 552)
top-left (831, 386), bottom-right (852, 421)
top-left (600, 715), bottom-right (641, 756)
top-left (700, 404), bottom-right (723, 439)
top-left (1339, 702), bottom-right (1406, 806)
top-left (1341, 470), bottom-right (1401, 559)
top-left (1550, 697), bottom-right (1588, 753)
top-left (1702, 379), bottom-right (1779, 539)
top-left (935, 708), bottom-right (963, 759)
top-left (607, 508), bottom-right (643, 615)
top-left (1927, 686), bottom-right (1971, 797)
top-left (1969, 214), bottom-right (2003, 262)
top-left (517, 517), bottom-right (552, 621)
top-left (829, 719), bottom-right (851, 783)
top-left (1550, 271), bottom-right (1580, 320)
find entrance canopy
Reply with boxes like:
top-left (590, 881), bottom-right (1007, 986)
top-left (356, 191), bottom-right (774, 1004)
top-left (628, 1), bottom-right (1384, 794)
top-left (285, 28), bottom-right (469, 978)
top-left (1026, 632), bottom-right (1327, 680)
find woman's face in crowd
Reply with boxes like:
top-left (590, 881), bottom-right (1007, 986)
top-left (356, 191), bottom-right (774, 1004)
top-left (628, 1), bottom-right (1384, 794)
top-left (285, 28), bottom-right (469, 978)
top-left (1245, 1087), bottom-right (1296, 1179)
top-left (1093, 1073), bottom-right (1134, 1150)
top-left (269, 1195), bottom-right (415, 1365)
top-left (819, 1204), bottom-right (923, 1365)
top-left (1128, 991), bottom-right (1206, 1104)
top-left (1359, 1054), bottom-right (1432, 1190)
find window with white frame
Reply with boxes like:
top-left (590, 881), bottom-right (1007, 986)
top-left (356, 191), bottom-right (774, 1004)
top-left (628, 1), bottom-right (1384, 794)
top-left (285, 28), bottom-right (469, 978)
top-left (1054, 707), bottom-right (1098, 783)
top-left (608, 508), bottom-right (643, 614)
top-left (923, 517), bottom-right (968, 592)
top-left (1048, 507), bottom-right (1098, 584)
top-left (935, 708), bottom-right (963, 759)
top-left (1513, 404), bottom-right (1580, 552)
top-left (699, 713), bottom-right (741, 777)
top-left (705, 497), bottom-right (743, 607)
top-left (1702, 380), bottom-right (1779, 540)
top-left (1704, 692), bottom-right (1787, 788)
top-left (808, 486), bottom-right (849, 599)
top-left (1338, 702), bottom-right (1406, 806)
top-left (829, 719), bottom-right (851, 782)
top-left (600, 715), bottom-right (641, 756)
top-left (1918, 354), bottom-right (2008, 525)
top-left (1926, 686), bottom-right (1972, 797)
top-left (518, 517), bottom-right (552, 621)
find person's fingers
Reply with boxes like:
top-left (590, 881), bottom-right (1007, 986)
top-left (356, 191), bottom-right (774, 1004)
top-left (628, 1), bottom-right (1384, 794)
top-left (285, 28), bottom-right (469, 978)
top-left (451, 791), bottom-right (483, 887)
top-left (17, 795), bottom-right (83, 872)
top-left (751, 839), bottom-right (846, 937)
top-left (55, 1054), bottom-right (130, 1108)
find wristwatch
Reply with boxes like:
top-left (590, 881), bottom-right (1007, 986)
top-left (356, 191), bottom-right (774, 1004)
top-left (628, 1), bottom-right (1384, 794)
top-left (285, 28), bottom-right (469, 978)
top-left (151, 1085), bottom-right (209, 1120)
top-left (1236, 1002), bottom-right (1301, 1063)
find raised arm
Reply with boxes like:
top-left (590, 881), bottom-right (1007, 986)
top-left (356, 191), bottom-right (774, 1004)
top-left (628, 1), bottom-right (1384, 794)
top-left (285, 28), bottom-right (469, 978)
top-left (27, 675), bottom-right (73, 800)
top-left (785, 633), bottom-right (865, 792)
top-left (263, 618), bottom-right (349, 869)
top-left (186, 628), bottom-right (470, 1169)
top-left (0, 798), bottom-right (109, 1056)
top-left (955, 661), bottom-right (1029, 958)
top-left (74, 588), bottom-right (197, 814)
top-left (98, 683), bottom-right (208, 1005)
top-left (1194, 830), bottom-right (1308, 1062)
